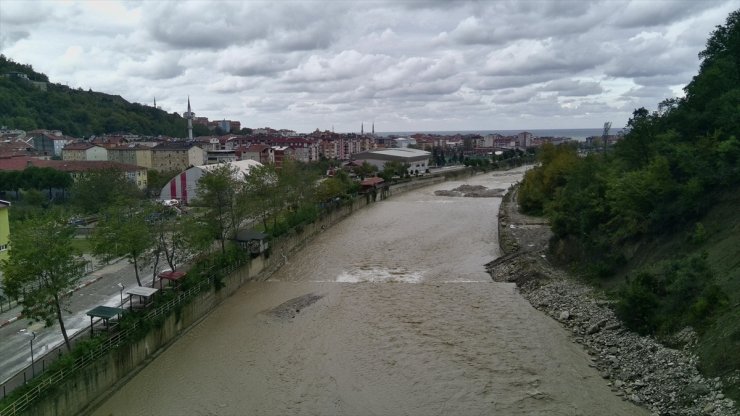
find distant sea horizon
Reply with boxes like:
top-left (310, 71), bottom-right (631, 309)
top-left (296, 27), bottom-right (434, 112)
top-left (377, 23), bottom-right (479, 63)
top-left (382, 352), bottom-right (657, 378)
top-left (376, 128), bottom-right (622, 141)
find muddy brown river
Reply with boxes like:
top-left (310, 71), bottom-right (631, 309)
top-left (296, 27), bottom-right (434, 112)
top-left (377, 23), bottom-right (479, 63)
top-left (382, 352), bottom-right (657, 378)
top-left (93, 167), bottom-right (647, 416)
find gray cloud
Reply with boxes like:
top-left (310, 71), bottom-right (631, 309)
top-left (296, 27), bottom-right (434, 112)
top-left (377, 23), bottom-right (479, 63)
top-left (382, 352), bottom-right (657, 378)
top-left (0, 30), bottom-right (29, 49)
top-left (615, 0), bottom-right (724, 28)
top-left (542, 79), bottom-right (604, 96)
top-left (0, 0), bottom-right (736, 132)
top-left (121, 52), bottom-right (185, 80)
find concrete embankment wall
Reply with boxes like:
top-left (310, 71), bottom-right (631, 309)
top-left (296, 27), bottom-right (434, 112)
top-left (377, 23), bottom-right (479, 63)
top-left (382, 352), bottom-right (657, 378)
top-left (24, 169), bottom-right (474, 416)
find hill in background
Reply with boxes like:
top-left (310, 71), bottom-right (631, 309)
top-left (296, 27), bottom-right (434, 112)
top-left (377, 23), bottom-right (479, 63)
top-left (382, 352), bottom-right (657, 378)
top-left (0, 55), bottom-right (211, 138)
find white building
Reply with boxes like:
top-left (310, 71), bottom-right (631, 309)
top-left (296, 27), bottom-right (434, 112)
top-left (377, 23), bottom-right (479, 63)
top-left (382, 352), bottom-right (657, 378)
top-left (158, 159), bottom-right (262, 205)
top-left (393, 137), bottom-right (416, 148)
top-left (352, 148), bottom-right (431, 175)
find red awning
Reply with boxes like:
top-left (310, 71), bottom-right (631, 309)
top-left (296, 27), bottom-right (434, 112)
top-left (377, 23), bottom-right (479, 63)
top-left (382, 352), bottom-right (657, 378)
top-left (158, 271), bottom-right (187, 281)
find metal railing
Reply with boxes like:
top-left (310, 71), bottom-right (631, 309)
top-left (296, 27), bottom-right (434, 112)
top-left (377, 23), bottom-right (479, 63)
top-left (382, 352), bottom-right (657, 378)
top-left (0, 270), bottom-right (223, 416)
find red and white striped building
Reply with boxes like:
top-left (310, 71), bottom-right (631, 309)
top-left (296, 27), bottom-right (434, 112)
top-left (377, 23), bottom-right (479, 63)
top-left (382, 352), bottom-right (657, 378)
top-left (158, 159), bottom-right (262, 205)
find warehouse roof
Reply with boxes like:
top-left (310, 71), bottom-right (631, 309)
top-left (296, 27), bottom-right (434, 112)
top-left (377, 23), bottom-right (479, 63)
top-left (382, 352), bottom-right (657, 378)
top-left (353, 148), bottom-right (431, 161)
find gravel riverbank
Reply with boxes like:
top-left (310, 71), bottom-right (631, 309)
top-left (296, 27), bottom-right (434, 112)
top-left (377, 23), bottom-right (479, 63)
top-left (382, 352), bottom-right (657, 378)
top-left (487, 187), bottom-right (738, 416)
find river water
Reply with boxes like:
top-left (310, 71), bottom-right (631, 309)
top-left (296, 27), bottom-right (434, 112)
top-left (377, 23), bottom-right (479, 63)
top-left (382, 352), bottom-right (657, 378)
top-left (93, 167), bottom-right (646, 416)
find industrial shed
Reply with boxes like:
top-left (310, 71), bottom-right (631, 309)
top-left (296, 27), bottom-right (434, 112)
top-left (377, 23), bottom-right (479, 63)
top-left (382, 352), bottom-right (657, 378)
top-left (352, 148), bottom-right (431, 175)
top-left (158, 159), bottom-right (262, 205)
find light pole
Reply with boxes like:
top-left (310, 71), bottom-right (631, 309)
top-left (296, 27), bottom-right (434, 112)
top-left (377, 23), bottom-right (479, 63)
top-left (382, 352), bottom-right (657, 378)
top-left (117, 283), bottom-right (124, 307)
top-left (20, 329), bottom-right (36, 378)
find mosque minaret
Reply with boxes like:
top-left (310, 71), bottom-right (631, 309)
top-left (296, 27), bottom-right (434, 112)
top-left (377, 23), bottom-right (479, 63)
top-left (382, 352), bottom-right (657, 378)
top-left (184, 97), bottom-right (195, 141)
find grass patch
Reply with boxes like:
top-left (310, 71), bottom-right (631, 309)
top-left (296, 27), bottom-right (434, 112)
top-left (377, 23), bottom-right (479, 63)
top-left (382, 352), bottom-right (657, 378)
top-left (69, 237), bottom-right (92, 253)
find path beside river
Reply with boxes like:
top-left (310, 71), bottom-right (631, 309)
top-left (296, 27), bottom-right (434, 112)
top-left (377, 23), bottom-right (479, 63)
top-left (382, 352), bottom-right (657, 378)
top-left (93, 167), bottom-right (647, 416)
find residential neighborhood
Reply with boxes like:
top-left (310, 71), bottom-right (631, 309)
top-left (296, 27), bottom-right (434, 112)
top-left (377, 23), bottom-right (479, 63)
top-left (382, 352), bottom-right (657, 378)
top-left (0, 116), bottom-right (578, 206)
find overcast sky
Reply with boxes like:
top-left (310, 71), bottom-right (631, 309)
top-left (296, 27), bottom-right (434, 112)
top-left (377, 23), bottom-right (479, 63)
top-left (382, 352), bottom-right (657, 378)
top-left (1, 0), bottom-right (738, 133)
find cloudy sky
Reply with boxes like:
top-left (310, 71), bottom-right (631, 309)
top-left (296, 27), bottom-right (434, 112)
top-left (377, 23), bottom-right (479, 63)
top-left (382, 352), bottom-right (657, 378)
top-left (1, 0), bottom-right (738, 133)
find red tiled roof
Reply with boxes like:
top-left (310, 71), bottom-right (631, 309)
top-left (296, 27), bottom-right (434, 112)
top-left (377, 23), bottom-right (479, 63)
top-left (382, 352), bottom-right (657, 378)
top-left (63, 142), bottom-right (96, 151)
top-left (0, 156), bottom-right (143, 172)
top-left (360, 177), bottom-right (384, 187)
top-left (0, 156), bottom-right (50, 171)
top-left (244, 144), bottom-right (270, 152)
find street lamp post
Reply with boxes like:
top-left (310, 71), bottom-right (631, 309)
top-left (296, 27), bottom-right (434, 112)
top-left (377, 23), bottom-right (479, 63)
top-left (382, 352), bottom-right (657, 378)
top-left (20, 329), bottom-right (36, 378)
top-left (117, 283), bottom-right (124, 307)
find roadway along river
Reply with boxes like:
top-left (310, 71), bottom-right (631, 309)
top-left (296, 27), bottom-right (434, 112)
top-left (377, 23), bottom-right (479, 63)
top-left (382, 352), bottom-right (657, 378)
top-left (94, 167), bottom-right (647, 416)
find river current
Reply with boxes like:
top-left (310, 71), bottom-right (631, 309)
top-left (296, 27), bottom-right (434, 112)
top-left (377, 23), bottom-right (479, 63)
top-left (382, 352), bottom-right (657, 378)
top-left (93, 167), bottom-right (646, 416)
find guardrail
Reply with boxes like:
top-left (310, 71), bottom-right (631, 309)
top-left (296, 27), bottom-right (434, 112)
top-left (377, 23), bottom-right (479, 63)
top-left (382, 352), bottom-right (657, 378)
top-left (0, 269), bottom-right (224, 416)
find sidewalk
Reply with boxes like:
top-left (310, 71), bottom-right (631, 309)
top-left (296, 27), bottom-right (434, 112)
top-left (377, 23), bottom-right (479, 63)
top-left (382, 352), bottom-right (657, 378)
top-left (0, 255), bottom-right (125, 329)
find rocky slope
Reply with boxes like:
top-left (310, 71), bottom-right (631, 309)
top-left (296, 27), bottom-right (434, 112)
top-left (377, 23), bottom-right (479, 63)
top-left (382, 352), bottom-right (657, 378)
top-left (487, 187), bottom-right (737, 416)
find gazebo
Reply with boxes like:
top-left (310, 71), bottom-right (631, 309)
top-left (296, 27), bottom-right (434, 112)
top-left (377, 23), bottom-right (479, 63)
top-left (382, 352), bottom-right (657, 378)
top-left (125, 286), bottom-right (159, 310)
top-left (158, 270), bottom-right (187, 290)
top-left (234, 229), bottom-right (269, 255)
top-left (86, 305), bottom-right (125, 336)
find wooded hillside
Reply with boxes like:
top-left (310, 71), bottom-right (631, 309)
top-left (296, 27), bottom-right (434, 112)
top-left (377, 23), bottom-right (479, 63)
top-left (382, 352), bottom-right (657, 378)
top-left (0, 55), bottom-right (211, 138)
top-left (516, 10), bottom-right (740, 398)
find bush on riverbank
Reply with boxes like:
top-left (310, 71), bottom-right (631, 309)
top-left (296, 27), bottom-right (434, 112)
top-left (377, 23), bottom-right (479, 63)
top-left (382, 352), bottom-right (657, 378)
top-left (615, 253), bottom-right (728, 335)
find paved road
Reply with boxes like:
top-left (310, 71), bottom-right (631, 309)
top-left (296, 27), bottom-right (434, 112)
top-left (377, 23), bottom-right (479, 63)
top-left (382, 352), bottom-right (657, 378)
top-left (0, 257), bottom-right (161, 387)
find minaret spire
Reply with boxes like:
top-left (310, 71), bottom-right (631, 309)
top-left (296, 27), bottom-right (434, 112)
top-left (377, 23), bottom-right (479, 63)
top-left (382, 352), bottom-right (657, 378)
top-left (361, 122), bottom-right (364, 135)
top-left (372, 121), bottom-right (375, 135)
top-left (153, 97), bottom-right (157, 108)
top-left (185, 96), bottom-right (195, 141)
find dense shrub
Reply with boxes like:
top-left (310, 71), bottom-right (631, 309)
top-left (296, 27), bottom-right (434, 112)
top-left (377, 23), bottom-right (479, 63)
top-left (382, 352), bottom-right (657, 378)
top-left (616, 254), bottom-right (728, 335)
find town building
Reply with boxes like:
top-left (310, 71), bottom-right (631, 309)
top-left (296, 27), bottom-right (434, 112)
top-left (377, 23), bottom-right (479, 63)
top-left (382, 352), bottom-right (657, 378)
top-left (517, 132), bottom-right (533, 148)
top-left (62, 142), bottom-right (108, 161)
top-left (240, 144), bottom-right (274, 165)
top-left (272, 146), bottom-right (296, 169)
top-left (151, 141), bottom-right (205, 172)
top-left (206, 149), bottom-right (238, 164)
top-left (107, 144), bottom-right (153, 169)
top-left (28, 130), bottom-right (76, 158)
top-left (0, 136), bottom-right (36, 158)
top-left (1, 71), bottom-right (47, 91)
top-left (52, 161), bottom-right (148, 190)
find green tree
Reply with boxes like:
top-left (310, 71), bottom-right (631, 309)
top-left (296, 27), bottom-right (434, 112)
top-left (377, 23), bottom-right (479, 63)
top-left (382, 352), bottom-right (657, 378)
top-left (0, 171), bottom-right (23, 199)
top-left (244, 164), bottom-right (281, 231)
top-left (517, 143), bottom-right (579, 215)
top-left (278, 160), bottom-right (318, 211)
top-left (379, 160), bottom-right (408, 181)
top-left (315, 177), bottom-right (349, 202)
top-left (70, 169), bottom-right (142, 214)
top-left (194, 164), bottom-right (245, 255)
top-left (354, 161), bottom-right (377, 179)
top-left (91, 203), bottom-right (155, 286)
top-left (0, 216), bottom-right (86, 351)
